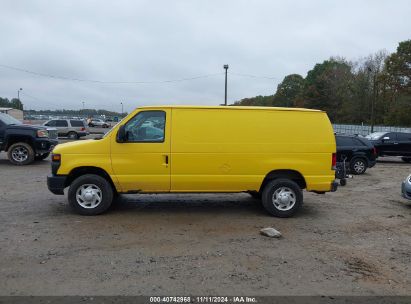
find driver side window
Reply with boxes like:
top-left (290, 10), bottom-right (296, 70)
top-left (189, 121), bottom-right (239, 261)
top-left (124, 111), bottom-right (165, 142)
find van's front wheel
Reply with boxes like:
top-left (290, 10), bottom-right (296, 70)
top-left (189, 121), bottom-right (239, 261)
top-left (261, 179), bottom-right (303, 217)
top-left (68, 174), bottom-right (113, 215)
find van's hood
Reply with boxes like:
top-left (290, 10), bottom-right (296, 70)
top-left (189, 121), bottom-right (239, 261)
top-left (53, 138), bottom-right (109, 154)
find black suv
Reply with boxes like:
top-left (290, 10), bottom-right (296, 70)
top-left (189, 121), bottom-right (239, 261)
top-left (0, 113), bottom-right (58, 165)
top-left (366, 132), bottom-right (411, 162)
top-left (336, 135), bottom-right (377, 174)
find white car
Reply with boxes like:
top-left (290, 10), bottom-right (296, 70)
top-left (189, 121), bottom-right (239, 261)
top-left (88, 119), bottom-right (110, 128)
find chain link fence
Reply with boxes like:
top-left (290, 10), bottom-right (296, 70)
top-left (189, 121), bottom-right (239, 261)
top-left (333, 124), bottom-right (411, 136)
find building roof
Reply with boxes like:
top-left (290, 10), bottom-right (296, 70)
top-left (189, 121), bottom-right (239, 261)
top-left (0, 107), bottom-right (22, 111)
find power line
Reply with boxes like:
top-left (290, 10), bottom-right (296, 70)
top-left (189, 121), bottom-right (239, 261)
top-left (21, 91), bottom-right (118, 110)
top-left (20, 91), bottom-right (65, 108)
top-left (229, 72), bottom-right (277, 80)
top-left (0, 63), bottom-right (224, 84)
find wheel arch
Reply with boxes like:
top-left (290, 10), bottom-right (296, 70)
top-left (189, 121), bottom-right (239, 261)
top-left (65, 166), bottom-right (117, 194)
top-left (259, 169), bottom-right (307, 192)
top-left (5, 135), bottom-right (34, 151)
top-left (350, 155), bottom-right (369, 166)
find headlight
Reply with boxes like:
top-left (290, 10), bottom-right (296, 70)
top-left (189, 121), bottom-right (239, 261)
top-left (37, 130), bottom-right (49, 138)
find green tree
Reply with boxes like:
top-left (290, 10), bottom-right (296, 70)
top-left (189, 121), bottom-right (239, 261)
top-left (10, 98), bottom-right (23, 110)
top-left (233, 95), bottom-right (274, 106)
top-left (304, 58), bottom-right (354, 122)
top-left (383, 40), bottom-right (411, 125)
top-left (272, 74), bottom-right (305, 107)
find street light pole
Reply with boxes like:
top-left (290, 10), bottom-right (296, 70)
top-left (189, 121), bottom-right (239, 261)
top-left (121, 102), bottom-right (123, 115)
top-left (224, 64), bottom-right (229, 106)
top-left (367, 67), bottom-right (377, 133)
top-left (16, 88), bottom-right (23, 110)
top-left (371, 72), bottom-right (377, 133)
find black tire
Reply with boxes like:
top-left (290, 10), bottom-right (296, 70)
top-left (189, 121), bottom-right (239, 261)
top-left (68, 174), bottom-right (113, 215)
top-left (350, 158), bottom-right (367, 175)
top-left (401, 157), bottom-right (411, 163)
top-left (340, 179), bottom-right (347, 186)
top-left (67, 131), bottom-right (79, 140)
top-left (248, 191), bottom-right (262, 200)
top-left (7, 142), bottom-right (35, 165)
top-left (261, 178), bottom-right (303, 218)
top-left (35, 152), bottom-right (50, 161)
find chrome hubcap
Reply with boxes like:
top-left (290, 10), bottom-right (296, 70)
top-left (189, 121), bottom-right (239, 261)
top-left (354, 161), bottom-right (365, 173)
top-left (11, 146), bottom-right (28, 162)
top-left (272, 187), bottom-right (296, 211)
top-left (76, 184), bottom-right (102, 209)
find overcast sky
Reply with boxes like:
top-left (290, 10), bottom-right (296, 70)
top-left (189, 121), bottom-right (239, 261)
top-left (0, 0), bottom-right (410, 112)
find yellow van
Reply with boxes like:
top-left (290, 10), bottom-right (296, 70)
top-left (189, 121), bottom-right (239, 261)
top-left (47, 106), bottom-right (337, 217)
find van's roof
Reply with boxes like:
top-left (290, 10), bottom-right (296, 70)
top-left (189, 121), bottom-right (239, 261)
top-left (138, 105), bottom-right (322, 112)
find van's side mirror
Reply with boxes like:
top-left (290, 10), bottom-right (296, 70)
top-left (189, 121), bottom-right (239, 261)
top-left (117, 125), bottom-right (126, 143)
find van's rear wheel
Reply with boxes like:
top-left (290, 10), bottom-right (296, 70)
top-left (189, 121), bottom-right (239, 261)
top-left (68, 174), bottom-right (113, 215)
top-left (261, 179), bottom-right (303, 217)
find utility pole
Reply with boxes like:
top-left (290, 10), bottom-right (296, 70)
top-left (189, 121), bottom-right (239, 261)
top-left (121, 102), bottom-right (124, 115)
top-left (367, 67), bottom-right (377, 133)
top-left (224, 64), bottom-right (229, 106)
top-left (371, 72), bottom-right (376, 133)
top-left (17, 88), bottom-right (23, 110)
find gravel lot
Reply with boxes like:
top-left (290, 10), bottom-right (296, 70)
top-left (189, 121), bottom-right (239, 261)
top-left (0, 151), bottom-right (410, 296)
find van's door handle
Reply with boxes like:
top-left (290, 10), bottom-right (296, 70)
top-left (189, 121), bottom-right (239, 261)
top-left (162, 155), bottom-right (169, 167)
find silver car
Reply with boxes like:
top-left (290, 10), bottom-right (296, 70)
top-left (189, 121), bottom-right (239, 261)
top-left (402, 174), bottom-right (411, 200)
top-left (44, 119), bottom-right (89, 139)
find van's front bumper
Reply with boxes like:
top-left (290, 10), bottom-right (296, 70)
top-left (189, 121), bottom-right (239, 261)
top-left (47, 175), bottom-right (67, 195)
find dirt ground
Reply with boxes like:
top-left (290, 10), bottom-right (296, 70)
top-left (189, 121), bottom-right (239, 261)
top-left (0, 152), bottom-right (410, 296)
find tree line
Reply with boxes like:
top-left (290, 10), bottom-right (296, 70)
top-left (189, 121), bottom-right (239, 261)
top-left (0, 98), bottom-right (124, 117)
top-left (0, 97), bottom-right (23, 110)
top-left (234, 40), bottom-right (411, 127)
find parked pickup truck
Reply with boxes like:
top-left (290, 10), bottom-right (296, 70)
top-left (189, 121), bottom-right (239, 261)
top-left (0, 113), bottom-right (58, 165)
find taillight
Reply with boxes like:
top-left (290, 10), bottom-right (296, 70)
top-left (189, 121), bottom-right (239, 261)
top-left (373, 147), bottom-right (377, 155)
top-left (332, 153), bottom-right (336, 170)
top-left (81, 127), bottom-right (85, 131)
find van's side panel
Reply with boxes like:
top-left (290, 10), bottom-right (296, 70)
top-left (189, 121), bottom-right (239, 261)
top-left (170, 108), bottom-right (335, 192)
